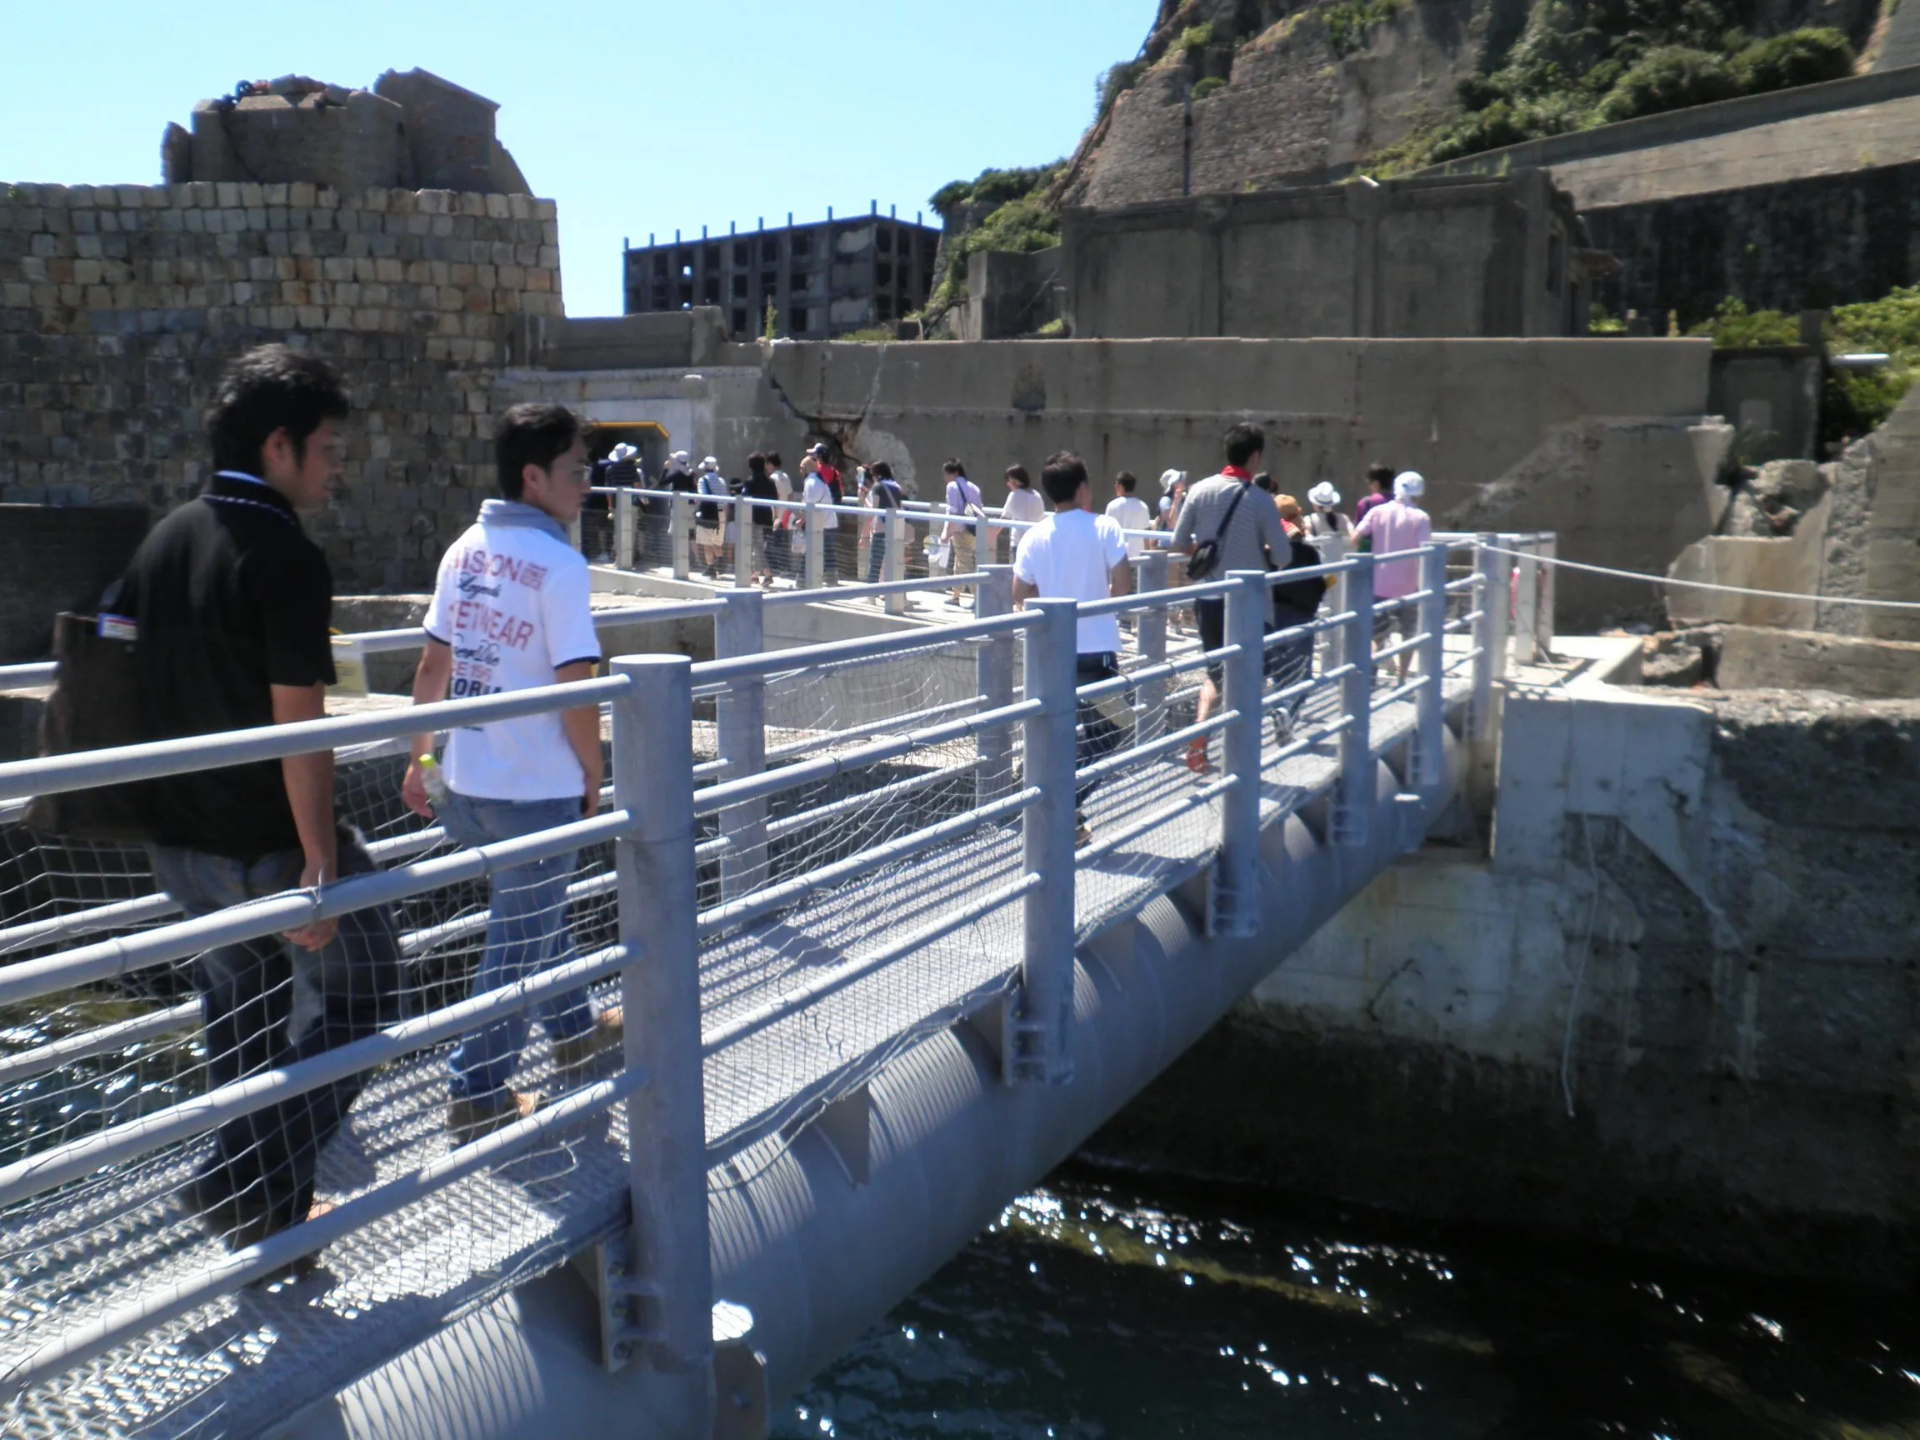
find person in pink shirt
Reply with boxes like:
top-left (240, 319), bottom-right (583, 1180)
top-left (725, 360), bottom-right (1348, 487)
top-left (1351, 470), bottom-right (1432, 678)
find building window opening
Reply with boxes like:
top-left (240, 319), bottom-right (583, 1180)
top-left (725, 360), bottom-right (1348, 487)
top-left (732, 274), bottom-right (748, 298)
top-left (876, 262), bottom-right (892, 286)
top-left (732, 308), bottom-right (748, 333)
top-left (762, 238), bottom-right (778, 262)
top-left (792, 306), bottom-right (810, 331)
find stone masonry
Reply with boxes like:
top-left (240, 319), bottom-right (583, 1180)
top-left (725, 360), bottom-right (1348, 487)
top-left (0, 181), bottom-right (562, 590)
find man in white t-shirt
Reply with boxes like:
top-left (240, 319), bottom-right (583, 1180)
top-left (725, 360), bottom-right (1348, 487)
top-left (1104, 471), bottom-right (1153, 558)
top-left (1013, 450), bottom-right (1133, 845)
top-left (403, 402), bottom-right (617, 1143)
top-left (799, 454), bottom-right (838, 585)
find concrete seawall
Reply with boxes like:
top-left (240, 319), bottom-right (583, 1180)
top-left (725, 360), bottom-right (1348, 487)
top-left (1094, 681), bottom-right (1920, 1283)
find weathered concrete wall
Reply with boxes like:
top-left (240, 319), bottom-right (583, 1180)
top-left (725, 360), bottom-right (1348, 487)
top-left (1584, 160), bottom-right (1920, 328)
top-left (0, 180), bottom-right (561, 591)
top-left (1709, 346), bottom-right (1821, 463)
top-left (1095, 684), bottom-right (1920, 1281)
top-left (1062, 171), bottom-right (1580, 339)
top-left (1715, 624), bottom-right (1920, 696)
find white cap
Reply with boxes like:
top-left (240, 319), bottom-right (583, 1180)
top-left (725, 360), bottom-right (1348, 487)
top-left (1158, 468), bottom-right (1185, 493)
top-left (700, 455), bottom-right (719, 471)
top-left (1308, 481), bottom-right (1340, 508)
top-left (1394, 470), bottom-right (1425, 499)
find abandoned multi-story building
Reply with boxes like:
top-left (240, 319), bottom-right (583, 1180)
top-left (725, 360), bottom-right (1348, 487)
top-left (621, 210), bottom-right (942, 340)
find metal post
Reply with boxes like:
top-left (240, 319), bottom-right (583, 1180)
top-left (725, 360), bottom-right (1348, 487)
top-left (731, 496), bottom-right (755, 589)
top-left (610, 655), bottom-right (715, 1415)
top-left (714, 590), bottom-right (767, 900)
top-left (883, 508), bottom-right (906, 616)
top-left (1411, 543), bottom-right (1449, 790)
top-left (1332, 552), bottom-right (1376, 846)
top-left (1470, 535), bottom-right (1507, 745)
top-left (614, 489), bottom-right (636, 571)
top-left (568, 510), bottom-right (584, 553)
top-left (803, 499), bottom-right (824, 591)
top-left (1213, 571), bottom-right (1267, 938)
top-left (1135, 552), bottom-right (1169, 743)
top-left (974, 565), bottom-right (1015, 803)
top-left (1320, 534), bottom-right (1350, 673)
top-left (1514, 536), bottom-right (1540, 665)
top-left (1539, 533), bottom-right (1558, 657)
top-left (1017, 597), bottom-right (1078, 1085)
top-left (670, 493), bottom-right (692, 581)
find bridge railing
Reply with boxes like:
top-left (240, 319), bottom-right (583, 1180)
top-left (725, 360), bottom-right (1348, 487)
top-left (0, 531), bottom-right (1541, 1436)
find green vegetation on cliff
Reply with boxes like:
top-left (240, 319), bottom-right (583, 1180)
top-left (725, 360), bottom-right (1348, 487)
top-left (1369, 2), bottom-right (1855, 174)
top-left (920, 163), bottom-right (1067, 321)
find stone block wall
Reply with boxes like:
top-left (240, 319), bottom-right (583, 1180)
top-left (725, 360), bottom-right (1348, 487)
top-left (0, 181), bottom-right (563, 591)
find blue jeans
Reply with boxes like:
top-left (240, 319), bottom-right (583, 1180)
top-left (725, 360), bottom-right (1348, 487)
top-left (149, 831), bottom-right (401, 1237)
top-left (438, 791), bottom-right (594, 1102)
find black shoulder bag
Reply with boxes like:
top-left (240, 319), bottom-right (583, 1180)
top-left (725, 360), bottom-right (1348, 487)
top-left (1185, 482), bottom-right (1249, 581)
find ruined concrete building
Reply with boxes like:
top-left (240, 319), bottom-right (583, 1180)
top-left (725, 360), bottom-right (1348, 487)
top-left (160, 69), bottom-right (531, 198)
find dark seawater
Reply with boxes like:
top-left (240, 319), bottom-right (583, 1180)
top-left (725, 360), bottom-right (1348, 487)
top-left (775, 1165), bottom-right (1920, 1440)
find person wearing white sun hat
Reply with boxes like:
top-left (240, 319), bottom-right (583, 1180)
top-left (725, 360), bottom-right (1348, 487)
top-left (1304, 480), bottom-right (1352, 539)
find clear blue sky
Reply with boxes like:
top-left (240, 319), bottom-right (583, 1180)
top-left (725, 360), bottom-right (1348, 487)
top-left (3, 0), bottom-right (1154, 317)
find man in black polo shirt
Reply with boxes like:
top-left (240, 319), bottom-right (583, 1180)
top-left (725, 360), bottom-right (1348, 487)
top-left (122, 345), bottom-right (401, 1256)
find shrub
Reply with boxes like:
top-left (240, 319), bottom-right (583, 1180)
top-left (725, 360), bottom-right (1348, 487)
top-left (1588, 304), bottom-right (1629, 334)
top-left (1192, 76), bottom-right (1227, 100)
top-left (1734, 27), bottom-right (1854, 93)
top-left (1324, 0), bottom-right (1402, 57)
top-left (1685, 296), bottom-right (1799, 347)
top-left (1095, 59), bottom-right (1146, 119)
top-left (1598, 46), bottom-right (1739, 122)
top-left (1177, 21), bottom-right (1216, 55)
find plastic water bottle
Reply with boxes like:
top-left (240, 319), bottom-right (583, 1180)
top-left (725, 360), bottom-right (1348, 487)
top-left (417, 754), bottom-right (451, 810)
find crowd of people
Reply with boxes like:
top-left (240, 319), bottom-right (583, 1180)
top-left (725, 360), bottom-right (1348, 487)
top-left (73, 340), bottom-right (1432, 1273)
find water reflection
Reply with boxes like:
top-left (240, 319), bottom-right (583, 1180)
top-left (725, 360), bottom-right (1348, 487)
top-left (779, 1166), bottom-right (1920, 1439)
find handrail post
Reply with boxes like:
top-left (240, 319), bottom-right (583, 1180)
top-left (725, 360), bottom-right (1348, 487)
top-left (803, 499), bottom-right (825, 590)
top-left (1212, 570), bottom-right (1267, 938)
top-left (609, 655), bottom-right (714, 1417)
top-left (1470, 534), bottom-right (1508, 745)
top-left (1321, 535), bottom-right (1350, 671)
top-left (883, 508), bottom-right (906, 615)
top-left (1412, 542), bottom-right (1449, 790)
top-left (614, 488), bottom-right (636, 570)
top-left (1135, 552), bottom-right (1169, 743)
top-left (568, 509), bottom-right (584, 554)
top-left (974, 565), bottom-right (1015, 803)
top-left (714, 590), bottom-right (767, 900)
top-left (731, 496), bottom-right (755, 588)
top-left (1514, 535), bottom-right (1540, 664)
top-left (1017, 597), bottom-right (1078, 1085)
top-left (1332, 552), bottom-right (1375, 846)
top-left (1539, 532), bottom-right (1558, 657)
top-left (670, 493), bottom-right (692, 581)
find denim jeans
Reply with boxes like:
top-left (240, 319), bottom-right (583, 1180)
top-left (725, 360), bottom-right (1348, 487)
top-left (149, 830), bottom-right (401, 1236)
top-left (1267, 607), bottom-right (1317, 716)
top-left (438, 791), bottom-right (594, 1102)
top-left (1075, 653), bottom-right (1130, 814)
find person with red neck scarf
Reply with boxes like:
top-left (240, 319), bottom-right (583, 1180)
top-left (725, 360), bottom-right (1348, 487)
top-left (1170, 421), bottom-right (1289, 774)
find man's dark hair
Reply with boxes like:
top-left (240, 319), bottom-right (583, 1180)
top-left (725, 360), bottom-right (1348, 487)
top-left (942, 459), bottom-right (966, 477)
top-left (766, 450), bottom-right (783, 468)
top-left (1115, 470), bottom-right (1137, 494)
top-left (206, 344), bottom-right (350, 475)
top-left (495, 403), bottom-right (581, 500)
top-left (1040, 451), bottom-right (1088, 506)
top-left (747, 451), bottom-right (767, 477)
top-left (1366, 462), bottom-right (1395, 491)
top-left (1224, 422), bottom-right (1266, 469)
top-left (871, 460), bottom-right (894, 480)
top-left (1005, 463), bottom-right (1031, 489)
top-left (1254, 471), bottom-right (1277, 494)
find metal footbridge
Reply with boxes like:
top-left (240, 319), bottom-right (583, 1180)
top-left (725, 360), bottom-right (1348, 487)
top-left (0, 530), bottom-right (1550, 1439)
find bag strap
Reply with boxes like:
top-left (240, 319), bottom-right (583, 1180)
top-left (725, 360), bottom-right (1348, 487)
top-left (1210, 480), bottom-right (1250, 547)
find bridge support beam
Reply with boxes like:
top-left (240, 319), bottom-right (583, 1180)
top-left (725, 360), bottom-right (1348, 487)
top-left (1411, 543), bottom-right (1449, 790)
top-left (715, 589), bottom-right (768, 901)
top-left (974, 565), bottom-right (1016, 804)
top-left (732, 498), bottom-right (756, 589)
top-left (1333, 552), bottom-right (1375, 846)
top-left (883, 509), bottom-right (907, 615)
top-left (803, 500), bottom-right (825, 591)
top-left (1016, 597), bottom-right (1079, 1084)
top-left (611, 654), bottom-right (716, 1423)
top-left (1211, 571), bottom-right (1268, 938)
top-left (670, 494), bottom-right (693, 580)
